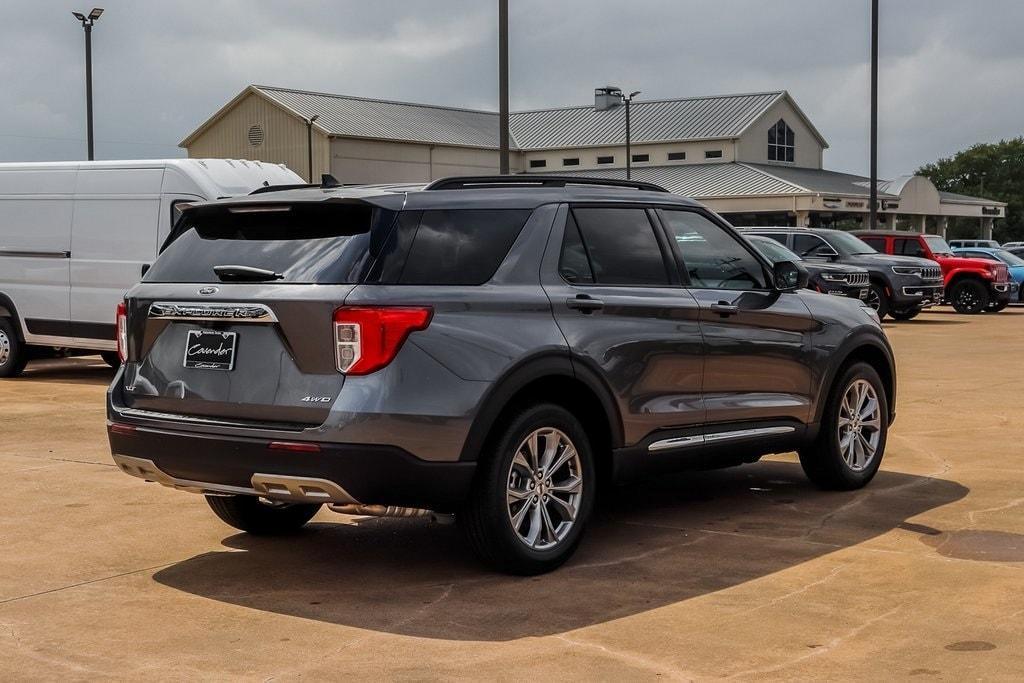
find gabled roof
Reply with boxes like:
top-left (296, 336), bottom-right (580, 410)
top-left (536, 163), bottom-right (807, 198)
top-left (180, 86), bottom-right (829, 151)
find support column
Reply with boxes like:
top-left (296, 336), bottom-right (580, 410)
top-left (981, 217), bottom-right (994, 240)
top-left (889, 214), bottom-right (899, 230)
top-left (916, 215), bottom-right (927, 233)
top-left (938, 217), bottom-right (948, 239)
top-left (794, 210), bottom-right (811, 227)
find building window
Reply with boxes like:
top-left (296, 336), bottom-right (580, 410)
top-left (562, 158), bottom-right (580, 166)
top-left (596, 155), bottom-right (614, 165)
top-left (667, 151), bottom-right (686, 161)
top-left (631, 153), bottom-right (650, 163)
top-left (768, 119), bottom-right (795, 162)
top-left (705, 150), bottom-right (723, 159)
top-left (529, 159), bottom-right (547, 169)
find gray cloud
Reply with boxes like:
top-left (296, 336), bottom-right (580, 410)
top-left (1, 0), bottom-right (1021, 177)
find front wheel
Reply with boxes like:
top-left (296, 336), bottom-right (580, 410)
top-left (100, 351), bottom-right (121, 368)
top-left (989, 299), bottom-right (1009, 313)
top-left (950, 279), bottom-right (989, 314)
top-left (865, 283), bottom-right (890, 319)
top-left (799, 362), bottom-right (888, 490)
top-left (206, 495), bottom-right (321, 535)
top-left (890, 308), bottom-right (921, 321)
top-left (460, 404), bottom-right (596, 575)
top-left (0, 318), bottom-right (28, 378)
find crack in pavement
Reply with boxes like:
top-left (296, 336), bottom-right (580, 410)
top-left (554, 633), bottom-right (695, 680)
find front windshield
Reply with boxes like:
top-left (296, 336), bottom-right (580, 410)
top-left (923, 234), bottom-right (952, 255)
top-left (827, 231), bottom-right (876, 255)
top-left (749, 237), bottom-right (802, 263)
top-left (993, 249), bottom-right (1024, 267)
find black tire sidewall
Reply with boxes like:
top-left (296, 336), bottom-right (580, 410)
top-left (952, 280), bottom-right (988, 314)
top-left (0, 318), bottom-right (26, 378)
top-left (868, 283), bottom-right (890, 319)
top-left (466, 404), bottom-right (596, 573)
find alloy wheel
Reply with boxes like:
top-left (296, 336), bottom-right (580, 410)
top-left (956, 287), bottom-right (979, 310)
top-left (506, 427), bottom-right (583, 550)
top-left (864, 288), bottom-right (881, 311)
top-left (0, 328), bottom-right (10, 367)
top-left (837, 379), bottom-right (882, 472)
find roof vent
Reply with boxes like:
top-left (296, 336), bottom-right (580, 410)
top-left (247, 124), bottom-right (265, 146)
top-left (594, 86), bottom-right (622, 112)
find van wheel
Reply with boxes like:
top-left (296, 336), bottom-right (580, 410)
top-left (205, 495), bottom-right (321, 535)
top-left (0, 318), bottom-right (28, 378)
top-left (865, 283), bottom-right (890, 319)
top-left (460, 404), bottom-right (596, 575)
top-left (100, 351), bottom-right (121, 368)
top-left (799, 362), bottom-right (888, 490)
top-left (950, 279), bottom-right (988, 314)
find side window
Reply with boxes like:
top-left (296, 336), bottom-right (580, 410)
top-left (558, 213), bottom-right (594, 284)
top-left (758, 233), bottom-right (789, 246)
top-left (896, 238), bottom-right (925, 257)
top-left (859, 236), bottom-right (886, 252)
top-left (571, 208), bottom-right (670, 285)
top-left (661, 210), bottom-right (767, 290)
top-left (376, 209), bottom-right (532, 285)
top-left (793, 234), bottom-right (837, 258)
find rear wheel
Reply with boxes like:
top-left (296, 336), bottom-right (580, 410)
top-left (950, 279), bottom-right (989, 314)
top-left (890, 308), bottom-right (921, 321)
top-left (460, 403), bottom-right (596, 575)
top-left (865, 283), bottom-right (890, 319)
top-left (205, 495), bottom-right (320, 535)
top-left (100, 351), bottom-right (121, 368)
top-left (799, 362), bottom-right (888, 490)
top-left (0, 318), bottom-right (28, 378)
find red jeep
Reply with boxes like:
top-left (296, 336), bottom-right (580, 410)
top-left (854, 231), bottom-right (1016, 314)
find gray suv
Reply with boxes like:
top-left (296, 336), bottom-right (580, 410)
top-left (108, 176), bottom-right (896, 574)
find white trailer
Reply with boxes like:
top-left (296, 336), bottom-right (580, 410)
top-left (0, 158), bottom-right (304, 376)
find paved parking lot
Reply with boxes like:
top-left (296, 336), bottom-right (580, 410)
top-left (2, 308), bottom-right (1023, 679)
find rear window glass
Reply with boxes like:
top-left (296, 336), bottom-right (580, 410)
top-left (371, 209), bottom-right (532, 285)
top-left (145, 203), bottom-right (380, 284)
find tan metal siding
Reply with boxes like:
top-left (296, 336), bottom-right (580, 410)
top-left (184, 92), bottom-right (328, 181)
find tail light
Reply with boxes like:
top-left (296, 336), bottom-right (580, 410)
top-left (333, 306), bottom-right (432, 375)
top-left (116, 301), bottom-right (128, 363)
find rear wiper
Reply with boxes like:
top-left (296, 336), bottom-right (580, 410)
top-left (213, 265), bottom-right (284, 282)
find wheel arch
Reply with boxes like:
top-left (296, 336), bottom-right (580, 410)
top-left (814, 334), bottom-right (896, 427)
top-left (0, 293), bottom-right (24, 341)
top-left (459, 353), bottom-right (623, 481)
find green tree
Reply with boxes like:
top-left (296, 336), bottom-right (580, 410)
top-left (916, 138), bottom-right (1024, 242)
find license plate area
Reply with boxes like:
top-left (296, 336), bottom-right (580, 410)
top-left (183, 329), bottom-right (238, 371)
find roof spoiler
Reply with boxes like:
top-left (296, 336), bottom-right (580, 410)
top-left (424, 175), bottom-right (669, 193)
top-left (248, 173), bottom-right (344, 195)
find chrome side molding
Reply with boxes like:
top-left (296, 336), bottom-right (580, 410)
top-left (648, 425), bottom-right (796, 452)
top-left (148, 302), bottom-right (278, 323)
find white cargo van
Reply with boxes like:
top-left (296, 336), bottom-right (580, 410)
top-left (0, 158), bottom-right (304, 376)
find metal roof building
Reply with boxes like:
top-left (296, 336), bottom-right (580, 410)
top-left (181, 85), bottom-right (1005, 237)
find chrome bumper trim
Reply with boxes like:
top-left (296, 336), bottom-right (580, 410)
top-left (648, 426), bottom-right (796, 452)
top-left (112, 454), bottom-right (361, 504)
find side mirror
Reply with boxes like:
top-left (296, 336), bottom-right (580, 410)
top-left (773, 260), bottom-right (808, 292)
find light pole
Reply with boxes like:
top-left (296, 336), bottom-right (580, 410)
top-left (622, 90), bottom-right (640, 179)
top-left (72, 8), bottom-right (104, 161)
top-left (306, 114), bottom-right (319, 183)
top-left (498, 0), bottom-right (510, 174)
top-left (869, 0), bottom-right (878, 230)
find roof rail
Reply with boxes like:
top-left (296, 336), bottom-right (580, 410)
top-left (424, 175), bottom-right (670, 193)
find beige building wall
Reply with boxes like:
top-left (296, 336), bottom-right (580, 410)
top-left (330, 138), bottom-right (520, 184)
top-left (735, 99), bottom-right (824, 168)
top-left (184, 91), bottom-right (329, 182)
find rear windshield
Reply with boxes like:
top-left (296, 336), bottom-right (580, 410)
top-left (145, 203), bottom-right (382, 284)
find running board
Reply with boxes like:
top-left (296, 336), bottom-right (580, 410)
top-left (648, 426), bottom-right (796, 453)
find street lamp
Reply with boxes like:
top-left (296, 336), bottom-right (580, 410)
top-left (72, 8), bottom-right (104, 161)
top-left (596, 86), bottom-right (641, 179)
top-left (306, 114), bottom-right (319, 183)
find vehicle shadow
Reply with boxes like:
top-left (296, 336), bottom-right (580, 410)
top-left (15, 357), bottom-right (115, 385)
top-left (152, 460), bottom-right (967, 642)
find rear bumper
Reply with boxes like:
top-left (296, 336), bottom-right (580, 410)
top-left (107, 423), bottom-right (476, 512)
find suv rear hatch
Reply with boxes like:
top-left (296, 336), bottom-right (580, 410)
top-left (119, 200), bottom-right (392, 428)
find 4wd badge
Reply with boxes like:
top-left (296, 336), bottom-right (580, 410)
top-left (301, 396), bottom-right (332, 403)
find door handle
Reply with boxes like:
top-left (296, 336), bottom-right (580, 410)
top-left (710, 302), bottom-right (739, 317)
top-left (566, 294), bottom-right (604, 313)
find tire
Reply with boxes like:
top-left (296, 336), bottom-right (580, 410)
top-left (100, 351), bottom-right (121, 368)
top-left (889, 308), bottom-right (921, 321)
top-left (0, 318), bottom-right (28, 378)
top-left (950, 279), bottom-right (989, 314)
top-left (460, 403), bottom-right (596, 575)
top-left (799, 362), bottom-right (888, 491)
top-left (989, 300), bottom-right (1009, 313)
top-left (205, 495), bottom-right (320, 535)
top-left (865, 283), bottom-right (890, 319)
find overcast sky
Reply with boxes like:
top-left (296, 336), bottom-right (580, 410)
top-left (2, 0), bottom-right (1022, 177)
